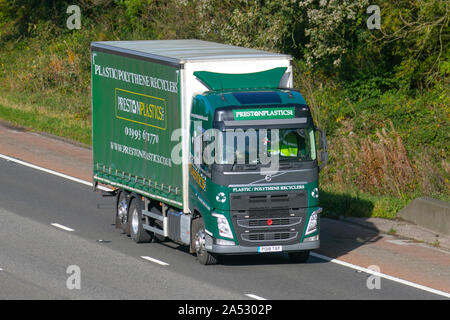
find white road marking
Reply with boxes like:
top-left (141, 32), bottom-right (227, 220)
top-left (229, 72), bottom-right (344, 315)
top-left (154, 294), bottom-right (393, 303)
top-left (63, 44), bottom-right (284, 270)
top-left (0, 153), bottom-right (111, 191)
top-left (386, 239), bottom-right (413, 246)
top-left (50, 223), bottom-right (75, 232)
top-left (141, 256), bottom-right (170, 266)
top-left (1, 152), bottom-right (449, 298)
top-left (310, 252), bottom-right (450, 298)
top-left (245, 293), bottom-right (267, 300)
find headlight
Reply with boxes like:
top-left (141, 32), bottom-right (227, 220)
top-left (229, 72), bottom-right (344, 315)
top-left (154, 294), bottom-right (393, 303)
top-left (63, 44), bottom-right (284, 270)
top-left (212, 213), bottom-right (234, 239)
top-left (304, 234), bottom-right (319, 242)
top-left (305, 208), bottom-right (322, 235)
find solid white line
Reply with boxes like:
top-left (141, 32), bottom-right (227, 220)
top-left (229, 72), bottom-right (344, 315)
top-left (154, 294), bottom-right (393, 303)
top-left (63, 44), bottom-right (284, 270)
top-left (141, 256), bottom-right (170, 266)
top-left (0, 153), bottom-right (111, 191)
top-left (50, 223), bottom-right (75, 232)
top-left (386, 239), bottom-right (412, 246)
top-left (245, 293), bottom-right (267, 300)
top-left (310, 252), bottom-right (450, 298)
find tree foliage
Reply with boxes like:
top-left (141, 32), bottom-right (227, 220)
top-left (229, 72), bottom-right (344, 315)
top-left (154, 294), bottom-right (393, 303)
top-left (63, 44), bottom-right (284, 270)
top-left (0, 0), bottom-right (448, 199)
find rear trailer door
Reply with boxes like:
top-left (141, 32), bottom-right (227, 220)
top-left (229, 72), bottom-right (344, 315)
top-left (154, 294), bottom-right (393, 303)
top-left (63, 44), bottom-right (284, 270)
top-left (91, 49), bottom-right (183, 208)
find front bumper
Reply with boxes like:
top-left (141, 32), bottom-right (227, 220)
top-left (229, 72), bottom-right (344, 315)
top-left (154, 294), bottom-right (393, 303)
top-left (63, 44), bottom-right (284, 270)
top-left (208, 239), bottom-right (320, 255)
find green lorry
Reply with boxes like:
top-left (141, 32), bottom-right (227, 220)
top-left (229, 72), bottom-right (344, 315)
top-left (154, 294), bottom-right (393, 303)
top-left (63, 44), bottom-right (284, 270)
top-left (91, 40), bottom-right (328, 264)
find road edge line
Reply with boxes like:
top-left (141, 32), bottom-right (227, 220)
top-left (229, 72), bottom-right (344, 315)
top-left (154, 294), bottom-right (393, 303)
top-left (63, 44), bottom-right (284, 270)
top-left (310, 252), bottom-right (450, 298)
top-left (0, 153), bottom-right (111, 191)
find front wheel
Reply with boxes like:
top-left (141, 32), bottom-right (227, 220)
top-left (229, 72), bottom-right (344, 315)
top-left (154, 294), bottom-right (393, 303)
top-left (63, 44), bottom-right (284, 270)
top-left (191, 217), bottom-right (218, 265)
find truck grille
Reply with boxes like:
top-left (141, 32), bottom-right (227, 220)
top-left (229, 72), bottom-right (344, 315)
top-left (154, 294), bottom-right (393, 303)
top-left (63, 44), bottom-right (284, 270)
top-left (230, 192), bottom-right (307, 210)
top-left (242, 231), bottom-right (298, 242)
top-left (229, 190), bottom-right (308, 247)
top-left (237, 217), bottom-right (302, 228)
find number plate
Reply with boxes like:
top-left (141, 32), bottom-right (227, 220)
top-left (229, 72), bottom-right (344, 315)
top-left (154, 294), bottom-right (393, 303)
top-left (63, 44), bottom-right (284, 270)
top-left (258, 245), bottom-right (282, 253)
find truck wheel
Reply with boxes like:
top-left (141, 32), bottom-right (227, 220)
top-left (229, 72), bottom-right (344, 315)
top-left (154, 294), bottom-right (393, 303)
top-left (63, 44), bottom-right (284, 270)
top-left (192, 218), bottom-right (218, 265)
top-left (288, 250), bottom-right (310, 263)
top-left (129, 197), bottom-right (153, 243)
top-left (116, 191), bottom-right (129, 234)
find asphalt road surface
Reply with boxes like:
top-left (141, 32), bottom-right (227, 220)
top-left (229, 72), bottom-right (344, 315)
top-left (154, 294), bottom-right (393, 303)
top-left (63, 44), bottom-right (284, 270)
top-left (0, 158), bottom-right (445, 300)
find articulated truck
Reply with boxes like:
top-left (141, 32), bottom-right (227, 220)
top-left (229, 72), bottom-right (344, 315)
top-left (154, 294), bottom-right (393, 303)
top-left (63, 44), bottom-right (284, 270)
top-left (91, 40), bottom-right (328, 264)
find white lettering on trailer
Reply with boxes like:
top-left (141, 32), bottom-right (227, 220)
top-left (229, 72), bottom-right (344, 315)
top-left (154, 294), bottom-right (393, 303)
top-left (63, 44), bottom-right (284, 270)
top-left (93, 63), bottom-right (178, 94)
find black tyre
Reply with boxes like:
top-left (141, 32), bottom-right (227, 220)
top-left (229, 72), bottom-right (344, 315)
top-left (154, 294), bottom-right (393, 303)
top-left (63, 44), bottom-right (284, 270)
top-left (129, 197), bottom-right (153, 243)
top-left (191, 217), bottom-right (218, 265)
top-left (288, 250), bottom-right (310, 263)
top-left (116, 191), bottom-right (129, 234)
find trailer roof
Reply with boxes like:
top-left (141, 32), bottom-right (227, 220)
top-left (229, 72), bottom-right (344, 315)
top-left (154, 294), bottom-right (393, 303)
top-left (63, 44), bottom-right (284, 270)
top-left (91, 39), bottom-right (291, 67)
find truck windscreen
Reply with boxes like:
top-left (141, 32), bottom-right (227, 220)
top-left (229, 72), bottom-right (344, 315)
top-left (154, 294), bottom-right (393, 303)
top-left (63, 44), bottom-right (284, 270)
top-left (211, 127), bottom-right (317, 165)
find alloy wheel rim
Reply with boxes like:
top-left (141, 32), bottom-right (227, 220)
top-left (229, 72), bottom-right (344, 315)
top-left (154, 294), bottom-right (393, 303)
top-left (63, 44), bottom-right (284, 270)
top-left (118, 200), bottom-right (128, 224)
top-left (195, 229), bottom-right (206, 254)
top-left (131, 209), bottom-right (139, 234)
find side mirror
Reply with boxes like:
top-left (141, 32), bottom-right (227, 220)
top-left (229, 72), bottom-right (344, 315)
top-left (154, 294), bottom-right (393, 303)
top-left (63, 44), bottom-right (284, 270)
top-left (316, 127), bottom-right (328, 171)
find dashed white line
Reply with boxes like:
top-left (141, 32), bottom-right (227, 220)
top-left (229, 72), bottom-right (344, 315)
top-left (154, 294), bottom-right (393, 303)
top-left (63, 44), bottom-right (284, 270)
top-left (141, 256), bottom-right (170, 266)
top-left (50, 223), bottom-right (75, 232)
top-left (310, 252), bottom-right (450, 299)
top-left (245, 293), bottom-right (267, 300)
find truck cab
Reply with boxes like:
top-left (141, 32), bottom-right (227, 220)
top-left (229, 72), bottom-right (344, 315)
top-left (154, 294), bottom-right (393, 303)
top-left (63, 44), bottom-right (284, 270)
top-left (188, 72), bottom-right (327, 264)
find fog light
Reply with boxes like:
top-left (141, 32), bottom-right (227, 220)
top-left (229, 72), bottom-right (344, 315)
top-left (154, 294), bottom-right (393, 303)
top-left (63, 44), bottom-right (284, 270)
top-left (304, 234), bottom-right (319, 242)
top-left (215, 238), bottom-right (235, 246)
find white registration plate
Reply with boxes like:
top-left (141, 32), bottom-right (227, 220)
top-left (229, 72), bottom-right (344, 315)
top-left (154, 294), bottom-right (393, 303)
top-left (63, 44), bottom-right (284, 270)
top-left (258, 245), bottom-right (282, 253)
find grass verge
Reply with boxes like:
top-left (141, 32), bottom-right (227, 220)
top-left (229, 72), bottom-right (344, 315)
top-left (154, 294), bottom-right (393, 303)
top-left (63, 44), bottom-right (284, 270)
top-left (320, 185), bottom-right (410, 219)
top-left (0, 98), bottom-right (91, 146)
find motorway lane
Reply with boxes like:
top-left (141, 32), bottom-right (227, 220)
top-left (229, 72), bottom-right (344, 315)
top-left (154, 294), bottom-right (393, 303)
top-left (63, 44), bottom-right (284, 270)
top-left (0, 207), bottom-right (244, 299)
top-left (0, 158), bottom-right (444, 299)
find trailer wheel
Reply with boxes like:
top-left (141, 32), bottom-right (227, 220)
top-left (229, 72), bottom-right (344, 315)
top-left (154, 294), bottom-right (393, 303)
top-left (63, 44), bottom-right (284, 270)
top-left (116, 191), bottom-right (129, 234)
top-left (192, 217), bottom-right (218, 265)
top-left (288, 250), bottom-right (310, 263)
top-left (129, 197), bottom-right (153, 243)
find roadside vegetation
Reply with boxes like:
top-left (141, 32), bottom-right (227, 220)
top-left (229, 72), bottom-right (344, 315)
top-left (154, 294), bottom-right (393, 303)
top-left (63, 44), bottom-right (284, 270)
top-left (0, 0), bottom-right (448, 218)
